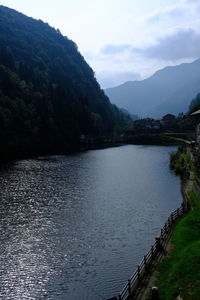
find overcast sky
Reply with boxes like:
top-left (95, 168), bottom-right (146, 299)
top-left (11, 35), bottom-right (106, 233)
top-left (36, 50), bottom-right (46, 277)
top-left (1, 0), bottom-right (200, 88)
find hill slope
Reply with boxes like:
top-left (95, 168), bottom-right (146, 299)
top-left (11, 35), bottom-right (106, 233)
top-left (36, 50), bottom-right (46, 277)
top-left (105, 59), bottom-right (200, 118)
top-left (0, 6), bottom-right (128, 160)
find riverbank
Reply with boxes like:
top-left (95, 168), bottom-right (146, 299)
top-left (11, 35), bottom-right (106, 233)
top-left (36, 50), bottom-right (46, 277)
top-left (127, 133), bottom-right (186, 146)
top-left (0, 134), bottom-right (182, 165)
top-left (142, 148), bottom-right (200, 300)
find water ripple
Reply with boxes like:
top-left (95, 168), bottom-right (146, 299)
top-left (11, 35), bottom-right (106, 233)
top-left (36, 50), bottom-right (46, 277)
top-left (0, 146), bottom-right (182, 299)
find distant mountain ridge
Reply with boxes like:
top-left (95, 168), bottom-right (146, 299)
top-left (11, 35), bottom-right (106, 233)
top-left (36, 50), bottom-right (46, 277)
top-left (105, 59), bottom-right (200, 118)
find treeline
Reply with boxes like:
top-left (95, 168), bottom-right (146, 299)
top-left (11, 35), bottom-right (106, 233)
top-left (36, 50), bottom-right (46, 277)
top-left (130, 92), bottom-right (200, 134)
top-left (0, 6), bottom-right (130, 160)
top-left (188, 93), bottom-right (200, 114)
top-left (121, 94), bottom-right (200, 146)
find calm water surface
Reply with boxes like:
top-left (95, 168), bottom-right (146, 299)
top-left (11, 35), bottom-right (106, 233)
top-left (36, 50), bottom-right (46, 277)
top-left (0, 145), bottom-right (182, 300)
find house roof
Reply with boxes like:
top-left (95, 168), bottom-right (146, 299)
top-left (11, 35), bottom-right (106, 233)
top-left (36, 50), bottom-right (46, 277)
top-left (191, 109), bottom-right (200, 116)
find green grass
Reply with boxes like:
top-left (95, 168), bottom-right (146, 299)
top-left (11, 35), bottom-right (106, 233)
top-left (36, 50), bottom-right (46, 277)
top-left (170, 150), bottom-right (194, 176)
top-left (159, 135), bottom-right (185, 146)
top-left (156, 191), bottom-right (200, 300)
top-left (164, 136), bottom-right (186, 144)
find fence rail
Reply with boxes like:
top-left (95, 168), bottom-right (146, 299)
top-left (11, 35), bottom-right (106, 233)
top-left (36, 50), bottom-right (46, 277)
top-left (109, 202), bottom-right (189, 300)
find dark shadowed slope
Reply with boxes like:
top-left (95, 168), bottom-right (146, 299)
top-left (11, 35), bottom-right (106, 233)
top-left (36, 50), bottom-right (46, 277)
top-left (0, 6), bottom-right (129, 161)
top-left (105, 59), bottom-right (200, 118)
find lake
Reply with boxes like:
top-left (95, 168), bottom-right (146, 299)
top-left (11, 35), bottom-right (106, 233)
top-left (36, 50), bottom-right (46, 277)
top-left (0, 145), bottom-right (182, 300)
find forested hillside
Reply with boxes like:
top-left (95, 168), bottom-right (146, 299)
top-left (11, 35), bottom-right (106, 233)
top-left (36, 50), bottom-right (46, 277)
top-left (0, 5), bottom-right (129, 160)
top-left (188, 93), bottom-right (200, 113)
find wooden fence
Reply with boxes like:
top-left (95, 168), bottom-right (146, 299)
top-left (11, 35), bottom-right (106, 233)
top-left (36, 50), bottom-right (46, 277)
top-left (108, 202), bottom-right (189, 300)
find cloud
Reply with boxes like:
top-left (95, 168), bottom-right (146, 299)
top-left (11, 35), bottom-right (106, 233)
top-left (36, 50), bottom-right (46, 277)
top-left (83, 0), bottom-right (200, 88)
top-left (84, 45), bottom-right (142, 88)
top-left (96, 71), bottom-right (141, 89)
top-left (99, 43), bottom-right (142, 58)
top-left (100, 44), bottom-right (132, 55)
top-left (97, 28), bottom-right (200, 64)
top-left (148, 7), bottom-right (185, 24)
top-left (143, 29), bottom-right (200, 61)
top-left (186, 0), bottom-right (199, 2)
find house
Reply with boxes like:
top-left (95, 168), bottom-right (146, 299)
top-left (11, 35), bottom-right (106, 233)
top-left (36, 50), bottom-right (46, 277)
top-left (191, 109), bottom-right (200, 143)
top-left (160, 114), bottom-right (176, 128)
top-left (133, 118), bottom-right (161, 132)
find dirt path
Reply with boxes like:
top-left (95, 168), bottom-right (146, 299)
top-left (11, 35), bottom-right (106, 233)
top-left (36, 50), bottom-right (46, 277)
top-left (138, 237), bottom-right (174, 300)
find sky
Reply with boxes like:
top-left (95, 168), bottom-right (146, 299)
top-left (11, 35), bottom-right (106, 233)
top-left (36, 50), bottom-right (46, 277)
top-left (1, 0), bottom-right (200, 88)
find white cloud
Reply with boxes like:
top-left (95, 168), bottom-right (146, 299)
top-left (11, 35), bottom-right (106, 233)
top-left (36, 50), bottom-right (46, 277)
top-left (100, 44), bottom-right (133, 55)
top-left (84, 0), bottom-right (200, 86)
top-left (143, 29), bottom-right (200, 61)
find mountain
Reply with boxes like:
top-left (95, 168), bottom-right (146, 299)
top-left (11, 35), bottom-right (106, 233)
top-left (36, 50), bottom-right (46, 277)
top-left (0, 6), bottom-right (129, 160)
top-left (105, 59), bottom-right (200, 118)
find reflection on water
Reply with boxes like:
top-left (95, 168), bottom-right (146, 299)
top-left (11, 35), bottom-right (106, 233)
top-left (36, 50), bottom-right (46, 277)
top-left (0, 145), bottom-right (182, 299)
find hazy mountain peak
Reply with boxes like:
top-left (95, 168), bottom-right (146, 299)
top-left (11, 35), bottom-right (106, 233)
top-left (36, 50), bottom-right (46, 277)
top-left (105, 58), bottom-right (200, 118)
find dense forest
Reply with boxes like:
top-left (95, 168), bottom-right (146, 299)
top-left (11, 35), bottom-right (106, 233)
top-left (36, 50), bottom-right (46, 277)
top-left (0, 5), bottom-right (130, 161)
top-left (188, 93), bottom-right (200, 113)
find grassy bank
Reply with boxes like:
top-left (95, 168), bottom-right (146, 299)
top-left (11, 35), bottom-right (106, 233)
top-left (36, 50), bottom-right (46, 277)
top-left (154, 188), bottom-right (200, 299)
top-left (128, 133), bottom-right (185, 146)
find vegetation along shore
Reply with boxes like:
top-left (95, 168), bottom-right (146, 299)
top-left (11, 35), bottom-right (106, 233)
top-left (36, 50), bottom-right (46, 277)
top-left (142, 143), bottom-right (200, 299)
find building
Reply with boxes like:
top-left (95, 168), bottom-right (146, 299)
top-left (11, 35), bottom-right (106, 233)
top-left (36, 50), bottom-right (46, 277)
top-left (191, 109), bottom-right (200, 144)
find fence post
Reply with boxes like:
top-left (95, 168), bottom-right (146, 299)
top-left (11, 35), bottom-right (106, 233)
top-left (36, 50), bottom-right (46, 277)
top-left (128, 279), bottom-right (131, 295)
top-left (137, 265), bottom-right (140, 280)
top-left (164, 223), bottom-right (167, 234)
top-left (144, 255), bottom-right (147, 269)
top-left (151, 286), bottom-right (159, 299)
top-left (171, 212), bottom-right (174, 223)
top-left (116, 203), bottom-right (189, 300)
top-left (151, 245), bottom-right (154, 257)
top-left (155, 237), bottom-right (163, 252)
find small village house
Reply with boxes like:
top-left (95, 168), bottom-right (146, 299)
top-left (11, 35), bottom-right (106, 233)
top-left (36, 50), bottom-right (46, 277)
top-left (191, 109), bottom-right (200, 144)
